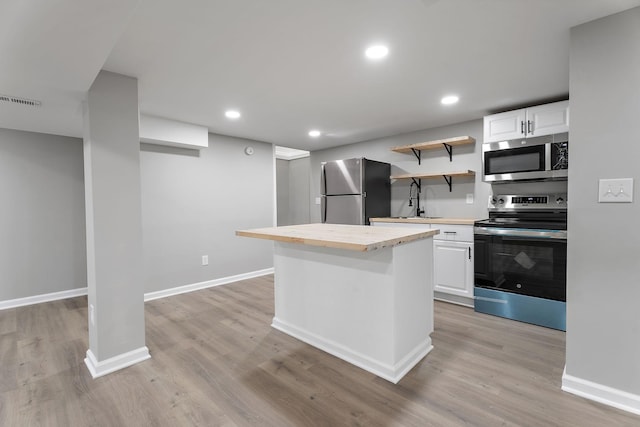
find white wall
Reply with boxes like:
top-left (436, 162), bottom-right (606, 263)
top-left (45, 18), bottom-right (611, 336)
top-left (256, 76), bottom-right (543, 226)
top-left (0, 128), bottom-right (86, 301)
top-left (564, 5), bottom-right (640, 406)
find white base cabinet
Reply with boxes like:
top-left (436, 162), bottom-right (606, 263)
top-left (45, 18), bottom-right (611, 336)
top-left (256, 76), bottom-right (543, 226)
top-left (371, 221), bottom-right (474, 307)
top-left (433, 240), bottom-right (473, 299)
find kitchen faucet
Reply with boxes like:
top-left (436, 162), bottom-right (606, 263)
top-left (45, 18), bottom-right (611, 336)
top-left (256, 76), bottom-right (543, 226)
top-left (409, 181), bottom-right (424, 217)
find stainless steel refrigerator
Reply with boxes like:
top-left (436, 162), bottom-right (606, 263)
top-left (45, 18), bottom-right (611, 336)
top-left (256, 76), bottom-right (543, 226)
top-left (321, 158), bottom-right (390, 225)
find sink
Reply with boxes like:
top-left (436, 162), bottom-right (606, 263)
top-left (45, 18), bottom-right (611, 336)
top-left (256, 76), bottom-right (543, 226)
top-left (387, 216), bottom-right (441, 219)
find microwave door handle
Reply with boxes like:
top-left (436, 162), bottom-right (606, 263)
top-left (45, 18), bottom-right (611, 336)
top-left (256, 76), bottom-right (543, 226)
top-left (545, 142), bottom-right (552, 171)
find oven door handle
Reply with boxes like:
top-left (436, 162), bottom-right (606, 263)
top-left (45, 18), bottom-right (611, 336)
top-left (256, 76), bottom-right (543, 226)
top-left (474, 226), bottom-right (567, 240)
top-left (500, 236), bottom-right (567, 244)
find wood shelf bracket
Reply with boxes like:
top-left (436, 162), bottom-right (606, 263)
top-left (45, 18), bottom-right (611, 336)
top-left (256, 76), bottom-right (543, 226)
top-left (443, 175), bottom-right (453, 192)
top-left (410, 148), bottom-right (421, 165)
top-left (411, 177), bottom-right (422, 191)
top-left (443, 143), bottom-right (453, 162)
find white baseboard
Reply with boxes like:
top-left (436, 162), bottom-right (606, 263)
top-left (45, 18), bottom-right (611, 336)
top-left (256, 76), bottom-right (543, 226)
top-left (0, 287), bottom-right (88, 311)
top-left (84, 346), bottom-right (151, 379)
top-left (0, 268), bottom-right (274, 311)
top-left (272, 316), bottom-right (432, 384)
top-left (562, 367), bottom-right (640, 416)
top-left (434, 292), bottom-right (474, 308)
top-left (392, 340), bottom-right (434, 383)
top-left (143, 267), bottom-right (274, 302)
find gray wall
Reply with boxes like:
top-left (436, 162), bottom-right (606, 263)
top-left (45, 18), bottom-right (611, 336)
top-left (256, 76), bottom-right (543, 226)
top-left (310, 119), bottom-right (492, 221)
top-left (0, 128), bottom-right (86, 301)
top-left (288, 157), bottom-right (311, 224)
top-left (276, 156), bottom-right (311, 226)
top-left (140, 134), bottom-right (274, 293)
top-left (276, 159), bottom-right (291, 225)
top-left (0, 128), bottom-right (274, 302)
top-left (83, 70), bottom-right (145, 360)
top-left (566, 7), bottom-right (640, 394)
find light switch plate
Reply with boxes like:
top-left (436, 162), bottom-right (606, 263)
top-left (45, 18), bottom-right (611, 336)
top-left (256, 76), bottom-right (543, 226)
top-left (315, 197), bottom-right (321, 205)
top-left (466, 193), bottom-right (474, 204)
top-left (598, 178), bottom-right (633, 203)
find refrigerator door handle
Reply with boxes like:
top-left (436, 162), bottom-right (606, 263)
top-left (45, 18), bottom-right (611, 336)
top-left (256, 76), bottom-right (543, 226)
top-left (321, 196), bottom-right (327, 223)
top-left (321, 164), bottom-right (327, 196)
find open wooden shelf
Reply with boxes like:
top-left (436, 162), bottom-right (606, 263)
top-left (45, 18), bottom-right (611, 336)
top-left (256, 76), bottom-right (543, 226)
top-left (391, 170), bottom-right (475, 180)
top-left (391, 136), bottom-right (476, 153)
top-left (391, 136), bottom-right (475, 163)
top-left (390, 170), bottom-right (475, 192)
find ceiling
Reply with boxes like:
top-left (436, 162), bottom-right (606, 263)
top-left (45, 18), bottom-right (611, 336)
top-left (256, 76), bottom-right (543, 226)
top-left (1, 0), bottom-right (639, 151)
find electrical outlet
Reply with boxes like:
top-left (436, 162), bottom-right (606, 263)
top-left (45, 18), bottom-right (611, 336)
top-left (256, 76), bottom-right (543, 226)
top-left (89, 304), bottom-right (95, 326)
top-left (466, 193), bottom-right (474, 204)
top-left (315, 197), bottom-right (321, 205)
top-left (598, 178), bottom-right (633, 203)
top-left (202, 255), bottom-right (209, 266)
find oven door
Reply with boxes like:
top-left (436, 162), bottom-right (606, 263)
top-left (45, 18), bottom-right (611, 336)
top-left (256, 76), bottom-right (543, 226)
top-left (474, 227), bottom-right (567, 301)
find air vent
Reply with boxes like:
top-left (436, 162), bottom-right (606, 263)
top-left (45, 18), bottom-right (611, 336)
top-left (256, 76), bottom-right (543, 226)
top-left (0, 94), bottom-right (42, 107)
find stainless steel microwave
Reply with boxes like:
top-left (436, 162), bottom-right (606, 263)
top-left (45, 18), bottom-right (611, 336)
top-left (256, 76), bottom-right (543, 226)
top-left (482, 133), bottom-right (568, 183)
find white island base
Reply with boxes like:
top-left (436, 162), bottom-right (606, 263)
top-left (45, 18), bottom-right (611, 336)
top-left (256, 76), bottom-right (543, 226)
top-left (271, 237), bottom-right (433, 383)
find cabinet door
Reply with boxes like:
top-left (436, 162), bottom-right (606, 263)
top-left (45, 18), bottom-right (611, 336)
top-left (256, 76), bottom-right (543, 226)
top-left (526, 100), bottom-right (569, 137)
top-left (433, 240), bottom-right (473, 297)
top-left (483, 108), bottom-right (526, 143)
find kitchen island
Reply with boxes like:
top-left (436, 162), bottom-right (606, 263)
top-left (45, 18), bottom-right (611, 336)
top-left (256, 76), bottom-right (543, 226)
top-left (236, 223), bottom-right (439, 383)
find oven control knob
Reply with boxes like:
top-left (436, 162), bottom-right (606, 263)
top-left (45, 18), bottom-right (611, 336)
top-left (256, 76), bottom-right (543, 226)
top-left (497, 197), bottom-right (505, 205)
top-left (490, 196), bottom-right (498, 206)
top-left (556, 197), bottom-right (565, 205)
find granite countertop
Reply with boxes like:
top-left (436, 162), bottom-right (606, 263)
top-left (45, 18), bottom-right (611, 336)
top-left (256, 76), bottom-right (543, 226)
top-left (369, 217), bottom-right (478, 225)
top-left (236, 223), bottom-right (439, 252)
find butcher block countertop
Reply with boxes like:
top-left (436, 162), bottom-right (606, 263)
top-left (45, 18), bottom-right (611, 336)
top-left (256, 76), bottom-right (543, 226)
top-left (370, 217), bottom-right (478, 225)
top-left (236, 223), bottom-right (439, 252)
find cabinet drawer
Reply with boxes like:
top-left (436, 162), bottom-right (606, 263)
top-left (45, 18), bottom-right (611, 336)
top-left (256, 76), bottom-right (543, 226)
top-left (431, 224), bottom-right (473, 242)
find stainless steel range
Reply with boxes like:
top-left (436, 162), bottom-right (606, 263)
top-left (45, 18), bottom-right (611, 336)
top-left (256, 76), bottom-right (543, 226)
top-left (474, 194), bottom-right (567, 330)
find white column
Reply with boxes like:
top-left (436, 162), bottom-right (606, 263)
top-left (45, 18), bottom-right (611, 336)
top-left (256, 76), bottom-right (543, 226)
top-left (82, 70), bottom-right (149, 378)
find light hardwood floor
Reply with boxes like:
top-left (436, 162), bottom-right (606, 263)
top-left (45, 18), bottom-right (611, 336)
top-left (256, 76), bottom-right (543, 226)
top-left (1, 275), bottom-right (638, 426)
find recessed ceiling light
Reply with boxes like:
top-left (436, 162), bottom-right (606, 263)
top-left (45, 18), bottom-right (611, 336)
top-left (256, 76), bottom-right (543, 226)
top-left (441, 95), bottom-right (459, 105)
top-left (308, 130), bottom-right (321, 137)
top-left (365, 45), bottom-right (389, 60)
top-left (225, 110), bottom-right (241, 119)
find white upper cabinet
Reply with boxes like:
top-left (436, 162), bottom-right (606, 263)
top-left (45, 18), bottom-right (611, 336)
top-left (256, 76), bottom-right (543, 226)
top-left (483, 108), bottom-right (527, 143)
top-left (483, 100), bottom-right (569, 143)
top-left (526, 101), bottom-right (570, 137)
